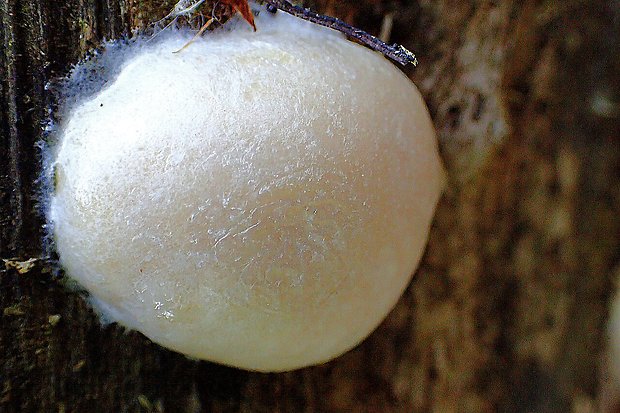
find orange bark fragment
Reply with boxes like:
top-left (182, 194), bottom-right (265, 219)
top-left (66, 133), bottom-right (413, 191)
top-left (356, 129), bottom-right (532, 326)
top-left (222, 0), bottom-right (256, 31)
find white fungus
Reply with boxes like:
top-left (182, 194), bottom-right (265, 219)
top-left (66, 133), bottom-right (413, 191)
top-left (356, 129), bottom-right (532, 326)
top-left (48, 8), bottom-right (444, 372)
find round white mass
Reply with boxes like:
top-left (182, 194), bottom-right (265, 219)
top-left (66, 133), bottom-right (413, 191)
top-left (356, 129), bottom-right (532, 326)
top-left (48, 9), bottom-right (444, 371)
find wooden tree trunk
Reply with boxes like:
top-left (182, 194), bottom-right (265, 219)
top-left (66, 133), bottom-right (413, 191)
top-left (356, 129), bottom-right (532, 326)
top-left (1, 0), bottom-right (619, 411)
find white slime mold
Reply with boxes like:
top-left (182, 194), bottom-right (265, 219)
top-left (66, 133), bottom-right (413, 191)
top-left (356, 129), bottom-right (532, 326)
top-left (48, 9), bottom-right (444, 372)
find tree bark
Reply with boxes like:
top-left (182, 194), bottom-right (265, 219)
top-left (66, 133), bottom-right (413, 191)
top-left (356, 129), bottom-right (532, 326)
top-left (1, 0), bottom-right (619, 412)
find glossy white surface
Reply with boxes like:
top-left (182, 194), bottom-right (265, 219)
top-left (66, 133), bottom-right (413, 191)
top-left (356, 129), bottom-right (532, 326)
top-left (49, 10), bottom-right (444, 371)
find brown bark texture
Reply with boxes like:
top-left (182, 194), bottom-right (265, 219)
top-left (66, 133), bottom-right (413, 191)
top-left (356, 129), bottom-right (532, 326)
top-left (1, 0), bottom-right (619, 412)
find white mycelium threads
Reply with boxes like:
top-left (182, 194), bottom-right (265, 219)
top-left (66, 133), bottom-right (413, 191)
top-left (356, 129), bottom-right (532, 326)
top-left (48, 8), bottom-right (444, 371)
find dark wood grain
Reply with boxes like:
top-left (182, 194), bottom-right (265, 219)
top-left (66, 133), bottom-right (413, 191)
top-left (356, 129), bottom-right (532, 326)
top-left (1, 1), bottom-right (619, 412)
